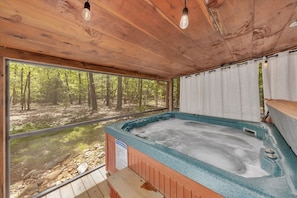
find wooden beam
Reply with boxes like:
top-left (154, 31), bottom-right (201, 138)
top-left (0, 56), bottom-right (6, 198)
top-left (0, 47), bottom-right (168, 81)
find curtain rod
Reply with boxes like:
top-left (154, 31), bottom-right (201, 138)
top-left (253, 57), bottom-right (263, 61)
top-left (266, 54), bottom-right (278, 59)
top-left (237, 61), bottom-right (248, 66)
top-left (181, 48), bottom-right (297, 78)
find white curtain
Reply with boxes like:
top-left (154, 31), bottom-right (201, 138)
top-left (263, 51), bottom-right (297, 101)
top-left (180, 61), bottom-right (260, 121)
top-left (239, 60), bottom-right (261, 121)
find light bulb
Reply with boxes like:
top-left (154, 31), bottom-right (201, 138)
top-left (82, 1), bottom-right (91, 21)
top-left (180, 7), bottom-right (189, 29)
top-left (289, 20), bottom-right (297, 28)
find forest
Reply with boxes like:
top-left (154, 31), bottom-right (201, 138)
top-left (8, 61), bottom-right (180, 197)
top-left (8, 61), bottom-right (181, 133)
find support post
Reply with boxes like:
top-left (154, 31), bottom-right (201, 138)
top-left (0, 56), bottom-right (6, 198)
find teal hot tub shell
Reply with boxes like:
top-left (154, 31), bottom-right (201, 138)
top-left (105, 112), bottom-right (297, 198)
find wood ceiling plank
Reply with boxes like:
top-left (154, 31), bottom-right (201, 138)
top-left (1, 0), bottom-right (297, 78)
top-left (186, 0), bottom-right (233, 67)
top-left (252, 0), bottom-right (297, 57)
top-left (0, 9), bottom-right (196, 77)
top-left (0, 1), bottom-right (81, 40)
top-left (60, 0), bottom-right (197, 68)
top-left (0, 47), bottom-right (168, 80)
top-left (0, 34), bottom-right (174, 78)
top-left (149, 0), bottom-right (234, 68)
top-left (0, 0), bottom-right (197, 76)
top-left (92, 0), bottom-right (210, 69)
top-left (0, 23), bottom-right (173, 73)
top-left (273, 5), bottom-right (297, 52)
top-left (0, 23), bottom-right (176, 78)
top-left (0, 0), bottom-right (197, 70)
top-left (209, 0), bottom-right (254, 61)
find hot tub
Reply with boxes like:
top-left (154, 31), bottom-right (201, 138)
top-left (105, 112), bottom-right (297, 198)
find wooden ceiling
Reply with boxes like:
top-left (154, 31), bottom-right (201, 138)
top-left (0, 0), bottom-right (297, 80)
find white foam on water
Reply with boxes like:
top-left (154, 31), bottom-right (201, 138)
top-left (130, 118), bottom-right (269, 178)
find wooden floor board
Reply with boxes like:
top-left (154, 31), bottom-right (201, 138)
top-left (98, 167), bottom-right (108, 179)
top-left (90, 169), bottom-right (105, 183)
top-left (46, 188), bottom-right (61, 198)
top-left (42, 166), bottom-right (109, 198)
top-left (97, 180), bottom-right (110, 198)
top-left (81, 174), bottom-right (104, 198)
top-left (75, 191), bottom-right (90, 198)
top-left (60, 183), bottom-right (75, 198)
top-left (71, 178), bottom-right (87, 196)
top-left (86, 185), bottom-right (104, 198)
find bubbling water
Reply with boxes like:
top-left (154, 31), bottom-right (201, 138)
top-left (130, 118), bottom-right (269, 178)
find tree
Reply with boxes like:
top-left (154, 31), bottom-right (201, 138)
top-left (78, 72), bottom-right (82, 105)
top-left (20, 67), bottom-right (24, 110)
top-left (26, 71), bottom-right (31, 110)
top-left (88, 72), bottom-right (97, 110)
top-left (155, 81), bottom-right (159, 107)
top-left (11, 65), bottom-right (18, 105)
top-left (106, 75), bottom-right (110, 107)
top-left (117, 76), bottom-right (122, 110)
top-left (138, 79), bottom-right (142, 107)
top-left (64, 71), bottom-right (73, 104)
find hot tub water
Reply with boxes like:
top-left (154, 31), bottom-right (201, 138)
top-left (130, 118), bottom-right (269, 178)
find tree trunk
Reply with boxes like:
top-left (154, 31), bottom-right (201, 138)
top-left (116, 76), bottom-right (122, 110)
top-left (88, 72), bottom-right (98, 110)
top-left (27, 71), bottom-right (31, 110)
top-left (106, 75), bottom-right (110, 107)
top-left (78, 72), bottom-right (82, 105)
top-left (12, 87), bottom-right (17, 105)
top-left (138, 79), bottom-right (142, 107)
top-left (87, 73), bottom-right (91, 108)
top-left (64, 72), bottom-right (73, 104)
top-left (53, 77), bottom-right (59, 105)
top-left (155, 81), bottom-right (159, 108)
top-left (12, 67), bottom-right (17, 105)
top-left (145, 82), bottom-right (150, 106)
top-left (175, 78), bottom-right (180, 108)
top-left (20, 68), bottom-right (24, 110)
top-left (123, 77), bottom-right (128, 104)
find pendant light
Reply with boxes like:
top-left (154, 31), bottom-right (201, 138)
top-left (180, 0), bottom-right (189, 29)
top-left (264, 57), bottom-right (268, 67)
top-left (289, 20), bottom-right (297, 28)
top-left (82, 0), bottom-right (91, 21)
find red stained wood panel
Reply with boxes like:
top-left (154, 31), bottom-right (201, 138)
top-left (105, 133), bottom-right (223, 198)
top-left (105, 134), bottom-right (116, 174)
top-left (164, 174), bottom-right (171, 198)
top-left (170, 179), bottom-right (177, 198)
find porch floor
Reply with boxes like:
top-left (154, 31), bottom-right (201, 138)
top-left (41, 165), bottom-right (110, 198)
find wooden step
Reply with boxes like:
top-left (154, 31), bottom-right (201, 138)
top-left (107, 168), bottom-right (164, 198)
